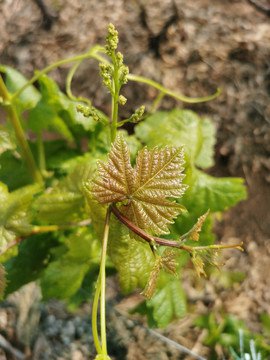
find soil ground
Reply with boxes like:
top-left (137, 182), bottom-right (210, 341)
top-left (0, 0), bottom-right (270, 359)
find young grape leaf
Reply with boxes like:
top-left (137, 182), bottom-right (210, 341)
top-left (92, 133), bottom-right (187, 235)
top-left (190, 247), bottom-right (223, 278)
top-left (0, 182), bottom-right (41, 253)
top-left (187, 210), bottom-right (210, 242)
top-left (34, 163), bottom-right (95, 224)
top-left (173, 168), bottom-right (247, 237)
top-left (40, 228), bottom-right (100, 300)
top-left (146, 272), bottom-right (187, 328)
top-left (3, 232), bottom-right (60, 296)
top-left (195, 117), bottom-right (216, 169)
top-left (142, 249), bottom-right (178, 300)
top-left (28, 74), bottom-right (101, 140)
top-left (0, 150), bottom-right (36, 191)
top-left (142, 257), bottom-right (162, 300)
top-left (161, 248), bottom-right (178, 275)
top-left (84, 179), bottom-right (153, 296)
top-left (108, 215), bottom-right (154, 294)
top-left (0, 65), bottom-right (41, 110)
top-left (0, 125), bottom-right (16, 155)
top-left (135, 109), bottom-right (204, 166)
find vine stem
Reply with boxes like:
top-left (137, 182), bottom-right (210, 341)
top-left (0, 75), bottom-right (43, 184)
top-left (110, 205), bottom-right (243, 253)
top-left (10, 45), bottom-right (108, 101)
top-left (92, 276), bottom-right (102, 354)
top-left (92, 206), bottom-right (111, 359)
top-left (66, 60), bottom-right (91, 106)
top-left (100, 206), bottom-right (111, 357)
top-left (127, 74), bottom-right (221, 103)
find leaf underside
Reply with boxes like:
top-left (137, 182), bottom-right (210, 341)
top-left (92, 133), bottom-right (187, 235)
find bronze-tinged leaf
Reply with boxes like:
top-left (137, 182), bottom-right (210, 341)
top-left (142, 249), bottom-right (178, 299)
top-left (93, 133), bottom-right (187, 235)
top-left (190, 253), bottom-right (206, 278)
top-left (92, 133), bottom-right (135, 203)
top-left (161, 249), bottom-right (178, 276)
top-left (190, 248), bottom-right (224, 278)
top-left (188, 210), bottom-right (210, 241)
top-left (142, 256), bottom-right (162, 300)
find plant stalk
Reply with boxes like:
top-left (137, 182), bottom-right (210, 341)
top-left (92, 276), bottom-right (102, 354)
top-left (37, 131), bottom-right (46, 173)
top-left (99, 206), bottom-right (111, 357)
top-left (92, 206), bottom-right (111, 358)
top-left (110, 205), bottom-right (243, 252)
top-left (0, 75), bottom-right (43, 184)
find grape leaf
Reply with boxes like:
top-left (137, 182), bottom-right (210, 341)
top-left (40, 227), bottom-right (100, 300)
top-left (0, 182), bottom-right (41, 252)
top-left (146, 273), bottom-right (187, 328)
top-left (174, 168), bottom-right (247, 236)
top-left (34, 162), bottom-right (95, 223)
top-left (0, 125), bottom-right (16, 155)
top-left (29, 101), bottom-right (74, 141)
top-left (195, 117), bottom-right (216, 169)
top-left (92, 133), bottom-right (187, 235)
top-left (135, 109), bottom-right (203, 166)
top-left (28, 74), bottom-right (99, 140)
top-left (34, 139), bottom-right (81, 175)
top-left (3, 233), bottom-right (60, 296)
top-left (142, 249), bottom-right (178, 300)
top-left (0, 65), bottom-right (41, 110)
top-left (0, 151), bottom-right (34, 191)
top-left (108, 215), bottom-right (154, 294)
top-left (188, 210), bottom-right (210, 242)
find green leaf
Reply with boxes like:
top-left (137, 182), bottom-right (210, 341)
top-left (260, 313), bottom-right (270, 335)
top-left (0, 151), bottom-right (33, 190)
top-left (36, 140), bottom-right (81, 175)
top-left (87, 122), bottom-right (111, 155)
top-left (28, 74), bottom-right (102, 140)
top-left (0, 125), bottom-right (16, 155)
top-left (34, 162), bottom-right (95, 223)
top-left (108, 215), bottom-right (155, 294)
top-left (173, 169), bottom-right (247, 236)
top-left (0, 182), bottom-right (41, 252)
top-left (185, 169), bottom-right (247, 213)
top-left (135, 109), bottom-right (203, 165)
top-left (146, 273), bottom-right (187, 328)
top-left (28, 99), bottom-right (75, 141)
top-left (3, 232), bottom-right (60, 295)
top-left (195, 117), bottom-right (216, 169)
top-left (40, 227), bottom-right (100, 300)
top-left (0, 65), bottom-right (41, 109)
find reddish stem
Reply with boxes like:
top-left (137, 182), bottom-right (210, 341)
top-left (110, 204), bottom-right (192, 251)
top-left (0, 233), bottom-right (35, 257)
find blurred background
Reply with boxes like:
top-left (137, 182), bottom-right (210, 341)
top-left (0, 0), bottom-right (270, 359)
